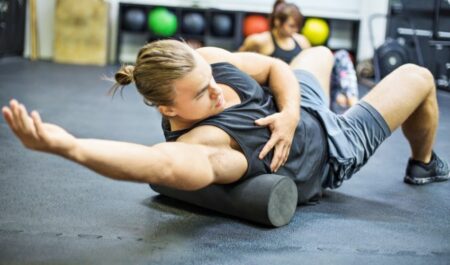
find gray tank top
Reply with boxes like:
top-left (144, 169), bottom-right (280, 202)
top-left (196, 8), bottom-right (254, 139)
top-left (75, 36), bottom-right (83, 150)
top-left (162, 63), bottom-right (328, 202)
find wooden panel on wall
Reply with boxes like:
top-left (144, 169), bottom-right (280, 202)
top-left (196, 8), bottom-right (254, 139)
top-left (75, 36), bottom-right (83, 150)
top-left (53, 0), bottom-right (108, 65)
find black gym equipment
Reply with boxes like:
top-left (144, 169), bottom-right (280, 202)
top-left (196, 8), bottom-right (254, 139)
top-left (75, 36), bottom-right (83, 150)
top-left (182, 12), bottom-right (205, 35)
top-left (123, 9), bottom-right (146, 32)
top-left (369, 13), bottom-right (423, 82)
top-left (373, 0), bottom-right (450, 89)
top-left (211, 14), bottom-right (233, 37)
top-left (0, 0), bottom-right (26, 57)
top-left (430, 0), bottom-right (450, 90)
top-left (372, 38), bottom-right (409, 81)
top-left (150, 174), bottom-right (298, 227)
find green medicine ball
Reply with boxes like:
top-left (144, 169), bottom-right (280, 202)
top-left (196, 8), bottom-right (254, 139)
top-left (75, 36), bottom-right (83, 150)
top-left (148, 7), bottom-right (178, 37)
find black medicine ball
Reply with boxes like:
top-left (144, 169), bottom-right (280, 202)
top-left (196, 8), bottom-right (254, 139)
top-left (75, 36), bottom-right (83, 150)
top-left (211, 14), bottom-right (232, 37)
top-left (182, 13), bottom-right (205, 35)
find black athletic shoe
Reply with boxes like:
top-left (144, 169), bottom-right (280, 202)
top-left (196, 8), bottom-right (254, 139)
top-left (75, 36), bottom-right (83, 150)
top-left (404, 152), bottom-right (450, 185)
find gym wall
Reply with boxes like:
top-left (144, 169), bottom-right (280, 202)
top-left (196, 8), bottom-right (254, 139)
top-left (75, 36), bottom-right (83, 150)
top-left (23, 0), bottom-right (389, 63)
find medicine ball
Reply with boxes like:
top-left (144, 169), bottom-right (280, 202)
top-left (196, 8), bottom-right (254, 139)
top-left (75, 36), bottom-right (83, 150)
top-left (182, 13), bottom-right (205, 35)
top-left (302, 18), bottom-right (329, 46)
top-left (147, 7), bottom-right (178, 37)
top-left (211, 14), bottom-right (233, 37)
top-left (243, 15), bottom-right (269, 37)
top-left (124, 9), bottom-right (146, 31)
top-left (374, 38), bottom-right (409, 80)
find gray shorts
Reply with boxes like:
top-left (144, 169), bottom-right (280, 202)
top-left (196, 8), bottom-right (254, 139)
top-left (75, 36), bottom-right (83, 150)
top-left (294, 69), bottom-right (392, 189)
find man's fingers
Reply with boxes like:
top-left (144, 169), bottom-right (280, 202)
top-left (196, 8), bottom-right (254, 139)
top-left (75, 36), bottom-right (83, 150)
top-left (283, 147), bottom-right (290, 165)
top-left (17, 104), bottom-right (29, 132)
top-left (10, 100), bottom-right (23, 130)
top-left (255, 115), bottom-right (274, 126)
top-left (19, 104), bottom-right (33, 132)
top-left (2, 106), bottom-right (18, 132)
top-left (31, 111), bottom-right (45, 139)
top-left (259, 138), bottom-right (277, 159)
top-left (271, 142), bottom-right (291, 172)
top-left (270, 148), bottom-right (281, 172)
top-left (271, 144), bottom-right (286, 172)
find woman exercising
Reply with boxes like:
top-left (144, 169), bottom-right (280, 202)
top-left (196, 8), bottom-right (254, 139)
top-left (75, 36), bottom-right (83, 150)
top-left (2, 40), bottom-right (449, 203)
top-left (239, 0), bottom-right (359, 108)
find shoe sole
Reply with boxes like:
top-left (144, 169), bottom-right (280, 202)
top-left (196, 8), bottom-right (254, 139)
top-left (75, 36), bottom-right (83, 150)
top-left (404, 172), bottom-right (450, 185)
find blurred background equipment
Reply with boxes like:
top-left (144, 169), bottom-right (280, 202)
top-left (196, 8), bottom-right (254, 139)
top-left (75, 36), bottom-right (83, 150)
top-left (124, 8), bottom-right (146, 32)
top-left (372, 35), bottom-right (410, 81)
top-left (147, 7), bottom-right (178, 37)
top-left (0, 0), bottom-right (27, 58)
top-left (211, 13), bottom-right (233, 37)
top-left (243, 14), bottom-right (269, 37)
top-left (115, 3), bottom-right (361, 64)
top-left (53, 0), bottom-right (109, 65)
top-left (182, 12), bottom-right (205, 35)
top-left (374, 0), bottom-right (450, 90)
top-left (301, 18), bottom-right (330, 46)
top-left (369, 12), bottom-right (422, 82)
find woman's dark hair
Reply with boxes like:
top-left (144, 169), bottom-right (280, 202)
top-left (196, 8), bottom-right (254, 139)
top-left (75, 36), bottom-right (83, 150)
top-left (269, 0), bottom-right (304, 30)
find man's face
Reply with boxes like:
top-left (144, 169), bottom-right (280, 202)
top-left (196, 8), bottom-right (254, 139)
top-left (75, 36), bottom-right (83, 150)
top-left (168, 51), bottom-right (226, 123)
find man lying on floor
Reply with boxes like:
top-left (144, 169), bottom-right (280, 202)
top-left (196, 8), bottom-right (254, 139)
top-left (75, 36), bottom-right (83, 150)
top-left (2, 40), bottom-right (449, 208)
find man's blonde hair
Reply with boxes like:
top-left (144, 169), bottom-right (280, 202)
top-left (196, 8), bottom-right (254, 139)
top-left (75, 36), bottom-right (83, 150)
top-left (112, 40), bottom-right (196, 106)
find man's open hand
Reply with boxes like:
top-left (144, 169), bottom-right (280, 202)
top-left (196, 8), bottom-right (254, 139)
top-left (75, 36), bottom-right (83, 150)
top-left (2, 99), bottom-right (76, 155)
top-left (255, 111), bottom-right (299, 172)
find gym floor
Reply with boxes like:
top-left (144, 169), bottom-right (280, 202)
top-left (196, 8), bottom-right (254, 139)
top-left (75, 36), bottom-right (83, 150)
top-left (0, 58), bottom-right (449, 265)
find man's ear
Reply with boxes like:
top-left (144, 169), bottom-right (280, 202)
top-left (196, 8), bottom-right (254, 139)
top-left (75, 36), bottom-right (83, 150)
top-left (158, 105), bottom-right (177, 117)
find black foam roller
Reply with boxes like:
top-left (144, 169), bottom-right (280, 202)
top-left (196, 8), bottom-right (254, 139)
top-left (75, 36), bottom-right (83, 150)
top-left (150, 174), bottom-right (298, 227)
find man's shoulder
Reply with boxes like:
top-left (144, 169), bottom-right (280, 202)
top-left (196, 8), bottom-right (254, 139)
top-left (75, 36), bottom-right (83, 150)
top-left (177, 125), bottom-right (234, 148)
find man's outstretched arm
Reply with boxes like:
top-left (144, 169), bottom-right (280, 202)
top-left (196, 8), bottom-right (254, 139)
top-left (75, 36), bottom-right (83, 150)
top-left (68, 140), bottom-right (246, 190)
top-left (2, 100), bottom-right (247, 191)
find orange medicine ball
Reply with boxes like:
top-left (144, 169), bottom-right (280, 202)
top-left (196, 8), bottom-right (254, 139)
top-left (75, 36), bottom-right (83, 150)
top-left (243, 15), bottom-right (269, 37)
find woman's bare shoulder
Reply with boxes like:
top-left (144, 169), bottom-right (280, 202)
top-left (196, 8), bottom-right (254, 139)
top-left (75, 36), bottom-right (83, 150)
top-left (239, 31), bottom-right (272, 52)
top-left (293, 33), bottom-right (311, 49)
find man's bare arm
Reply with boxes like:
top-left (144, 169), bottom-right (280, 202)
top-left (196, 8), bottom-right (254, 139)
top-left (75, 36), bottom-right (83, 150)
top-left (2, 100), bottom-right (247, 190)
top-left (69, 140), bottom-right (247, 190)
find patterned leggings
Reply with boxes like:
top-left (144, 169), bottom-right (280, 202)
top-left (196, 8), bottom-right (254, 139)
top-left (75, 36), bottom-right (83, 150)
top-left (330, 49), bottom-right (358, 100)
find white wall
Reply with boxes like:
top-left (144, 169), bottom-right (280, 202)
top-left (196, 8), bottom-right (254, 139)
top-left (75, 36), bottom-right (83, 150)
top-left (24, 0), bottom-right (56, 60)
top-left (25, 0), bottom-right (388, 62)
top-left (358, 0), bottom-right (389, 61)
